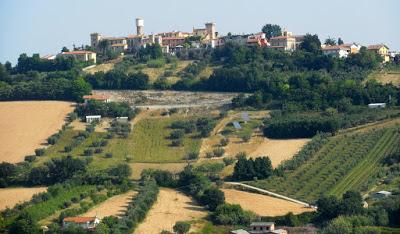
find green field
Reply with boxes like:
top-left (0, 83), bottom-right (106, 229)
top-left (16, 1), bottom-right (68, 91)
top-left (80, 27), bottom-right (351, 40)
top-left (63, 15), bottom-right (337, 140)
top-left (105, 117), bottom-right (202, 163)
top-left (248, 125), bottom-right (400, 202)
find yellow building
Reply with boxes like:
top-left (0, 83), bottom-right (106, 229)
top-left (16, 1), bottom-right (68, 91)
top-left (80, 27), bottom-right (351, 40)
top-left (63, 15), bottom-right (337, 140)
top-left (368, 44), bottom-right (390, 63)
top-left (59, 51), bottom-right (96, 64)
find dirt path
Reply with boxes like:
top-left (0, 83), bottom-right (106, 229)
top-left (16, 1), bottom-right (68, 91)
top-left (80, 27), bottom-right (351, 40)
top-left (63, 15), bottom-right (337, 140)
top-left (0, 187), bottom-right (47, 210)
top-left (82, 191), bottom-right (137, 219)
top-left (0, 101), bottom-right (74, 163)
top-left (134, 188), bottom-right (207, 234)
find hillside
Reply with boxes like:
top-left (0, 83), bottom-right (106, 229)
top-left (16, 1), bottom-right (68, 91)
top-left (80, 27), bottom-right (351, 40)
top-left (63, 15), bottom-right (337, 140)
top-left (248, 119), bottom-right (400, 202)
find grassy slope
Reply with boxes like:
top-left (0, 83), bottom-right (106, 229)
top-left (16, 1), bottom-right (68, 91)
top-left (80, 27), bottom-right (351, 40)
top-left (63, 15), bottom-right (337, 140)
top-left (105, 117), bottom-right (202, 163)
top-left (367, 68), bottom-right (400, 87)
top-left (248, 123), bottom-right (400, 202)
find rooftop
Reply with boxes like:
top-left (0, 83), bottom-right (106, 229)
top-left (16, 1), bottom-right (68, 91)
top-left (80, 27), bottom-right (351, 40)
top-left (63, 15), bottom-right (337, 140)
top-left (250, 222), bottom-right (274, 227)
top-left (368, 44), bottom-right (389, 50)
top-left (62, 50), bottom-right (95, 55)
top-left (63, 217), bottom-right (96, 223)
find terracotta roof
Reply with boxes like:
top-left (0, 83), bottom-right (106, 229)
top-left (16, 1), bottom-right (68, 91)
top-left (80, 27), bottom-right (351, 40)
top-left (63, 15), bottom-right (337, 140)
top-left (83, 95), bottom-right (109, 100)
top-left (63, 217), bottom-right (96, 223)
top-left (368, 44), bottom-right (388, 50)
top-left (322, 45), bottom-right (347, 51)
top-left (62, 51), bottom-right (95, 55)
top-left (162, 37), bottom-right (186, 40)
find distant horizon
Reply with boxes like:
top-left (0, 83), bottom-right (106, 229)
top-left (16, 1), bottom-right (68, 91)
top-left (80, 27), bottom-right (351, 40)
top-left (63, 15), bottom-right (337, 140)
top-left (1, 0), bottom-right (399, 64)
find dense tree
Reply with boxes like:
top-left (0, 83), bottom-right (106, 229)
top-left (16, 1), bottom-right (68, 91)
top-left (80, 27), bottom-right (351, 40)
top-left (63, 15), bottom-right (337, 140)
top-left (61, 47), bottom-right (70, 52)
top-left (233, 156), bottom-right (273, 180)
top-left (201, 188), bottom-right (225, 211)
top-left (173, 221), bottom-right (190, 234)
top-left (299, 34), bottom-right (322, 54)
top-left (325, 37), bottom-right (337, 46)
top-left (337, 37), bottom-right (344, 45)
top-left (261, 24), bottom-right (282, 39)
top-left (213, 204), bottom-right (255, 226)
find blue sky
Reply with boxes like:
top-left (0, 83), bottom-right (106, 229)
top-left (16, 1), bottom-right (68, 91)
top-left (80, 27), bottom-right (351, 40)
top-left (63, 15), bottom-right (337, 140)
top-left (1, 0), bottom-right (399, 64)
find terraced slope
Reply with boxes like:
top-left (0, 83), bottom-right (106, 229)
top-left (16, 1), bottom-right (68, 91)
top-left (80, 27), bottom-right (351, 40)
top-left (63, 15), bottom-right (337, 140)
top-left (249, 126), bottom-right (400, 202)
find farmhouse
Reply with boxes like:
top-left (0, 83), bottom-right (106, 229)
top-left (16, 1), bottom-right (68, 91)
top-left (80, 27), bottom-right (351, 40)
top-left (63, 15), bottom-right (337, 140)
top-left (63, 216), bottom-right (100, 230)
top-left (86, 115), bottom-right (101, 123)
top-left (368, 103), bottom-right (386, 108)
top-left (368, 44), bottom-right (390, 63)
top-left (83, 95), bottom-right (110, 104)
top-left (231, 222), bottom-right (287, 234)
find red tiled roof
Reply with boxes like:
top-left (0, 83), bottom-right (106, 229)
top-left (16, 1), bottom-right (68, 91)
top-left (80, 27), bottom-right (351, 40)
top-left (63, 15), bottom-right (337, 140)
top-left (83, 95), bottom-right (109, 100)
top-left (62, 51), bottom-right (95, 55)
top-left (322, 45), bottom-right (347, 51)
top-left (63, 217), bottom-right (96, 223)
top-left (162, 37), bottom-right (186, 40)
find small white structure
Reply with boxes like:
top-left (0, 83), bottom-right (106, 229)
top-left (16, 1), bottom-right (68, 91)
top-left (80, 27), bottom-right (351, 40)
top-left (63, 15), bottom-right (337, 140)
top-left (116, 117), bottom-right (129, 122)
top-left (372, 190), bottom-right (392, 199)
top-left (86, 115), bottom-right (101, 123)
top-left (83, 95), bottom-right (110, 104)
top-left (63, 216), bottom-right (100, 230)
top-left (230, 229), bottom-right (250, 234)
top-left (368, 103), bottom-right (386, 109)
top-left (322, 45), bottom-right (349, 58)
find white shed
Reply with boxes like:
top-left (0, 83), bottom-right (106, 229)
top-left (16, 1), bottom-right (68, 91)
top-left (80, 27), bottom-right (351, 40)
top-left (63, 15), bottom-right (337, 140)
top-left (116, 117), bottom-right (129, 122)
top-left (86, 115), bottom-right (101, 123)
top-left (368, 103), bottom-right (386, 108)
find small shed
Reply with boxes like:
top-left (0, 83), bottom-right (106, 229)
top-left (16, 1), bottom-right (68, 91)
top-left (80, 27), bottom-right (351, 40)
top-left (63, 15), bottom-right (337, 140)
top-left (86, 115), bottom-right (101, 123)
top-left (63, 216), bottom-right (100, 229)
top-left (116, 117), bottom-right (129, 122)
top-left (368, 103), bottom-right (386, 108)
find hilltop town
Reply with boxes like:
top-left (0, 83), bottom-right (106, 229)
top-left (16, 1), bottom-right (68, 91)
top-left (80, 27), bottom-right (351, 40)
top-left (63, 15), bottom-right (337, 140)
top-left (44, 18), bottom-right (397, 66)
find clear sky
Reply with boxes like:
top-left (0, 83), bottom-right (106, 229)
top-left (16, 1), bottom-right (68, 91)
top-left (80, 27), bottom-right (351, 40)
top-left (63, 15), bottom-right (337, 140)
top-left (1, 0), bottom-right (399, 64)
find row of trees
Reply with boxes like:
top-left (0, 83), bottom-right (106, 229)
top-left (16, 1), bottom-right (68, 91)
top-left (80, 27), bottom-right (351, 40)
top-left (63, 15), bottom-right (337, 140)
top-left (75, 100), bottom-right (137, 119)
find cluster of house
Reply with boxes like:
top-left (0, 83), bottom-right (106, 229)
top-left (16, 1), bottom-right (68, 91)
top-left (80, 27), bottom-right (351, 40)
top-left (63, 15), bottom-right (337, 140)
top-left (231, 222), bottom-right (287, 234)
top-left (41, 18), bottom-right (397, 65)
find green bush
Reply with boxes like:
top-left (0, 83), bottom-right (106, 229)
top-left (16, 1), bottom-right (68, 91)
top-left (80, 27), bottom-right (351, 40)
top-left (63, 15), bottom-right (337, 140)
top-left (213, 148), bottom-right (225, 157)
top-left (84, 149), bottom-right (93, 156)
top-left (24, 155), bottom-right (37, 163)
top-left (213, 203), bottom-right (255, 226)
top-left (35, 148), bottom-right (45, 156)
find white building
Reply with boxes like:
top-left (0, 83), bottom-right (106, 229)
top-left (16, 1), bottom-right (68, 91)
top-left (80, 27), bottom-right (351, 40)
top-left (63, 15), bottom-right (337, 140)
top-left (368, 103), bottom-right (386, 109)
top-left (86, 115), bottom-right (101, 123)
top-left (63, 216), bottom-right (100, 230)
top-left (322, 45), bottom-right (349, 58)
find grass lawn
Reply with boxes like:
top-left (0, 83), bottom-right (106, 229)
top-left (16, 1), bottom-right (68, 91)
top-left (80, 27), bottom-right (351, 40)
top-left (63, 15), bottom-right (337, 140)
top-left (105, 116), bottom-right (202, 163)
top-left (222, 118), bottom-right (262, 139)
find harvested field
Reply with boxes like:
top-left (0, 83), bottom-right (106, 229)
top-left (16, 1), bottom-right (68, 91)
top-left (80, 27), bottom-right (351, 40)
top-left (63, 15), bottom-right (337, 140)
top-left (250, 138), bottom-right (311, 167)
top-left (82, 191), bottom-right (137, 219)
top-left (134, 188), bottom-right (207, 234)
top-left (368, 70), bottom-right (400, 87)
top-left (92, 90), bottom-right (242, 109)
top-left (70, 119), bottom-right (110, 132)
top-left (0, 187), bottom-right (47, 210)
top-left (222, 189), bottom-right (314, 216)
top-left (130, 163), bottom-right (187, 180)
top-left (0, 101), bottom-right (74, 163)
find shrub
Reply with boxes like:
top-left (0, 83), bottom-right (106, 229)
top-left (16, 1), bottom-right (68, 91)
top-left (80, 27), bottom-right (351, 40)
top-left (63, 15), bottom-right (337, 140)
top-left (213, 148), bottom-right (225, 157)
top-left (220, 138), bottom-right (229, 146)
top-left (201, 188), bottom-right (225, 211)
top-left (172, 139), bottom-right (183, 147)
top-left (84, 149), bottom-right (93, 156)
top-left (105, 153), bottom-right (113, 158)
top-left (35, 148), bottom-right (45, 156)
top-left (91, 141), bottom-right (100, 147)
top-left (213, 204), bottom-right (255, 225)
top-left (125, 156), bottom-right (133, 162)
top-left (94, 148), bottom-right (103, 154)
top-left (241, 133), bottom-right (252, 142)
top-left (100, 140), bottom-right (108, 147)
top-left (64, 145), bottom-right (72, 152)
top-left (173, 221), bottom-right (190, 234)
top-left (170, 129), bottom-right (185, 139)
top-left (106, 133), bottom-right (114, 139)
top-left (24, 155), bottom-right (36, 162)
top-left (185, 152), bottom-right (199, 160)
top-left (47, 135), bottom-right (59, 145)
top-left (223, 157), bottom-right (235, 166)
top-left (71, 197), bottom-right (79, 203)
top-left (206, 152), bottom-right (214, 158)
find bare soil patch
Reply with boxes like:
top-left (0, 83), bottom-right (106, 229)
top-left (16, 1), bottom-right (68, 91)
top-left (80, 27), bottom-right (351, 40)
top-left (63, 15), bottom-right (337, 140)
top-left (222, 189), bottom-right (314, 216)
top-left (0, 101), bottom-right (74, 163)
top-left (130, 163), bottom-right (187, 180)
top-left (134, 188), bottom-right (207, 234)
top-left (82, 191), bottom-right (137, 219)
top-left (0, 187), bottom-right (47, 210)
